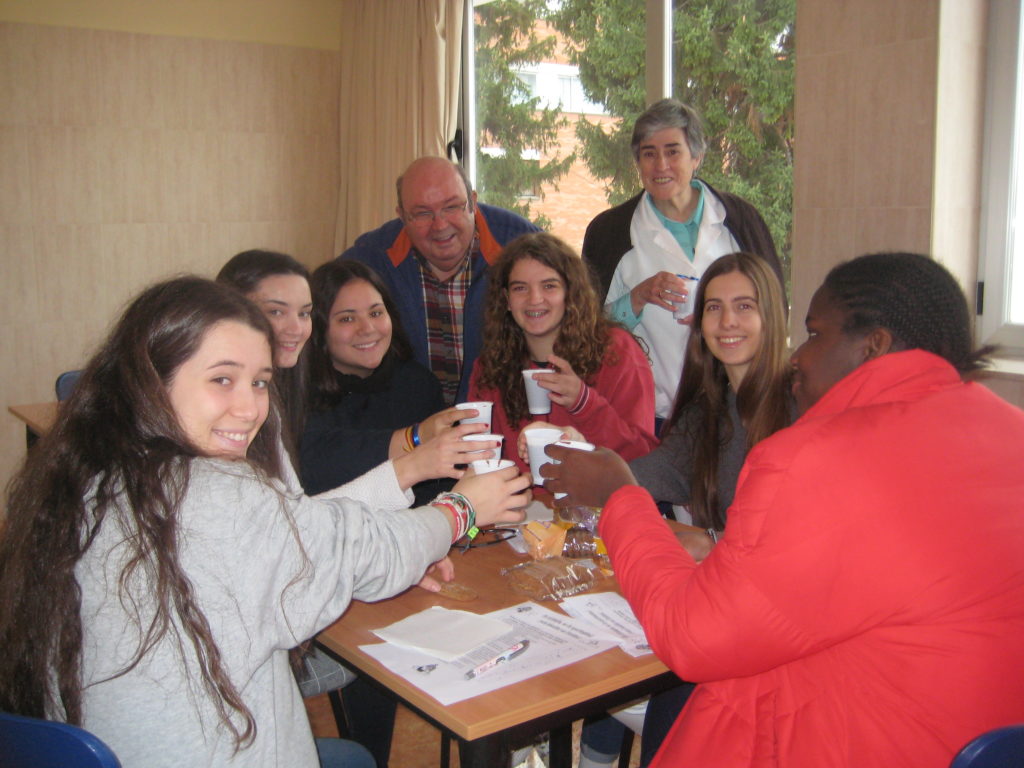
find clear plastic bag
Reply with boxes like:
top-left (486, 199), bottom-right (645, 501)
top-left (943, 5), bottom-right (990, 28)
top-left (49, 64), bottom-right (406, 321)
top-left (501, 556), bottom-right (604, 601)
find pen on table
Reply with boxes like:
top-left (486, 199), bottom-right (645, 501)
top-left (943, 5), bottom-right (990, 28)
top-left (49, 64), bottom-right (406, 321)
top-left (464, 639), bottom-right (530, 680)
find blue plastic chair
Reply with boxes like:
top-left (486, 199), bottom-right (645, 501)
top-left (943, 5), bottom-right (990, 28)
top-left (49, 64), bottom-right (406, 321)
top-left (0, 711), bottom-right (121, 768)
top-left (55, 369), bottom-right (82, 401)
top-left (950, 724), bottom-right (1024, 768)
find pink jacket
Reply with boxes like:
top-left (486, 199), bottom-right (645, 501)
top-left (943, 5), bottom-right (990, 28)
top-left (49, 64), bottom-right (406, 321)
top-left (469, 327), bottom-right (657, 474)
top-left (602, 350), bottom-right (1024, 767)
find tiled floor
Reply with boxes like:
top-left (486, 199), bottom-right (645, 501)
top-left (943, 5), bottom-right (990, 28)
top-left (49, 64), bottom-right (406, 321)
top-left (305, 694), bottom-right (641, 767)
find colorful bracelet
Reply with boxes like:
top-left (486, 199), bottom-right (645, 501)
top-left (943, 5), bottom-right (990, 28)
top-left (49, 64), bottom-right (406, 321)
top-left (403, 425), bottom-right (415, 452)
top-left (432, 491), bottom-right (477, 543)
top-left (432, 500), bottom-right (460, 540)
top-left (411, 422), bottom-right (421, 447)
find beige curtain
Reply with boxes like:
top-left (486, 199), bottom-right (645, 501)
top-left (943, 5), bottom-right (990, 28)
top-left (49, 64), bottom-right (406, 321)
top-left (334, 0), bottom-right (464, 256)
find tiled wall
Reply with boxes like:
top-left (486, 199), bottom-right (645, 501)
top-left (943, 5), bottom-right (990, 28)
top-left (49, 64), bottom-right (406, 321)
top-left (0, 21), bottom-right (340, 490)
top-left (790, 1), bottom-right (1024, 411)
top-left (791, 0), bottom-right (942, 345)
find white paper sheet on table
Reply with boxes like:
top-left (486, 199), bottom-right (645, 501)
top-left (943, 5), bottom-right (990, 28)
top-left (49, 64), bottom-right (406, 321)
top-left (372, 606), bottom-right (510, 662)
top-left (360, 601), bottom-right (615, 705)
top-left (558, 592), bottom-right (652, 658)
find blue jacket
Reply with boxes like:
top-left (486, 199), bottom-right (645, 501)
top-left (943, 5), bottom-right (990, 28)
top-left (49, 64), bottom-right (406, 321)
top-left (340, 203), bottom-right (539, 402)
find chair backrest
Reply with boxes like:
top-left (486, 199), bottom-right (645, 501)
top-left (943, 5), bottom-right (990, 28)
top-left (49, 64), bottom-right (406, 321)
top-left (55, 369), bottom-right (82, 401)
top-left (950, 724), bottom-right (1024, 768)
top-left (0, 711), bottom-right (121, 768)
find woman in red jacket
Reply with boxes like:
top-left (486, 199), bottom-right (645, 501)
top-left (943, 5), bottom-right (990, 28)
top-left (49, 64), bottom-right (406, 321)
top-left (544, 252), bottom-right (1024, 767)
top-left (468, 232), bottom-right (657, 476)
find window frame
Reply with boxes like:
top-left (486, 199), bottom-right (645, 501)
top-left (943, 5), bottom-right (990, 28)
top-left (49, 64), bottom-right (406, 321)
top-left (979, 0), bottom-right (1024, 355)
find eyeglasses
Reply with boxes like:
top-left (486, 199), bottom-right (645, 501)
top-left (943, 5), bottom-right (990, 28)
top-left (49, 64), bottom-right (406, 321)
top-left (404, 200), bottom-right (471, 228)
top-left (459, 526), bottom-right (518, 554)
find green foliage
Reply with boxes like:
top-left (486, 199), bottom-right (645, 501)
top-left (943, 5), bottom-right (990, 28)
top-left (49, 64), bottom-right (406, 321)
top-left (475, 0), bottom-right (576, 228)
top-left (547, 0), bottom-right (795, 273)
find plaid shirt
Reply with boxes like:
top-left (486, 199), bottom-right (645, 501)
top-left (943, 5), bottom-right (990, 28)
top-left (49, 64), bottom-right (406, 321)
top-left (414, 239), bottom-right (477, 405)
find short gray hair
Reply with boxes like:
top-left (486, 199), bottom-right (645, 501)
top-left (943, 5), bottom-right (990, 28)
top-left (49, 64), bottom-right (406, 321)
top-left (631, 98), bottom-right (707, 164)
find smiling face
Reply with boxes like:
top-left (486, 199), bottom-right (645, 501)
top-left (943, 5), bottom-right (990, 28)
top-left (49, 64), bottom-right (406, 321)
top-left (327, 278), bottom-right (393, 378)
top-left (790, 287), bottom-right (875, 414)
top-left (167, 320), bottom-right (272, 459)
top-left (398, 159), bottom-right (478, 280)
top-left (247, 274), bottom-right (312, 368)
top-left (701, 270), bottom-right (764, 389)
top-left (636, 126), bottom-right (702, 216)
top-left (506, 257), bottom-right (567, 353)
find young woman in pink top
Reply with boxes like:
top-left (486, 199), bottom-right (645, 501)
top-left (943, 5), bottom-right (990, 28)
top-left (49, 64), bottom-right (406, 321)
top-left (468, 232), bottom-right (658, 476)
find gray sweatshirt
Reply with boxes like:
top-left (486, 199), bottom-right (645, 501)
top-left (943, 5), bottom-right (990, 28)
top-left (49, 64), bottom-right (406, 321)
top-left (76, 458), bottom-right (447, 767)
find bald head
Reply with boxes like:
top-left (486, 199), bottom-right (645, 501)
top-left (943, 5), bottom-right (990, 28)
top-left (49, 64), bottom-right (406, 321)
top-left (395, 157), bottom-right (478, 280)
top-left (395, 157), bottom-right (474, 212)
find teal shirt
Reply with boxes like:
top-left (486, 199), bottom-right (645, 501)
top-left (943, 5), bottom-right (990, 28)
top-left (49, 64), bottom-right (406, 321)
top-left (649, 181), bottom-right (704, 260)
top-left (609, 183), bottom-right (705, 330)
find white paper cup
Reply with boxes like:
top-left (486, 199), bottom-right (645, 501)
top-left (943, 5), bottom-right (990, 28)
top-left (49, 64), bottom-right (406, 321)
top-left (455, 401), bottom-right (493, 431)
top-left (549, 439), bottom-right (596, 498)
top-left (521, 369), bottom-right (552, 415)
top-left (470, 458), bottom-right (515, 475)
top-left (461, 433), bottom-right (503, 456)
top-left (524, 427), bottom-right (564, 485)
top-left (670, 275), bottom-right (700, 320)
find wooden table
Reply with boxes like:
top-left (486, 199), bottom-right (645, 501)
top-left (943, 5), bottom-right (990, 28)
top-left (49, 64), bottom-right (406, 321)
top-left (8, 401), bottom-right (58, 447)
top-left (318, 524), bottom-right (692, 768)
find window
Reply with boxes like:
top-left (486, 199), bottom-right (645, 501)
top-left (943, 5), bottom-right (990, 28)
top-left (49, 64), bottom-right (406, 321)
top-left (463, 0), bottom-right (793, 268)
top-left (979, 0), bottom-right (1024, 353)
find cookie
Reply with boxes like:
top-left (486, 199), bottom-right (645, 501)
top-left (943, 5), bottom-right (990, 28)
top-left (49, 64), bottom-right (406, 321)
top-left (437, 581), bottom-right (478, 602)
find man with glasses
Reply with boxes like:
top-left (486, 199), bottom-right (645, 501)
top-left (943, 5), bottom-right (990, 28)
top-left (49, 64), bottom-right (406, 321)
top-left (341, 157), bottom-right (538, 404)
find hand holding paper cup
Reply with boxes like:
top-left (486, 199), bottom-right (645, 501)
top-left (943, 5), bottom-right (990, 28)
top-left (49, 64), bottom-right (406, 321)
top-left (517, 422), bottom-right (585, 462)
top-left (545, 439), bottom-right (595, 498)
top-left (541, 444), bottom-right (635, 508)
top-left (461, 433), bottom-right (503, 458)
top-left (670, 274), bottom-right (699, 321)
top-left (470, 458), bottom-right (515, 475)
top-left (524, 428), bottom-right (567, 486)
top-left (455, 401), bottom-right (493, 431)
top-left (522, 369), bottom-right (552, 415)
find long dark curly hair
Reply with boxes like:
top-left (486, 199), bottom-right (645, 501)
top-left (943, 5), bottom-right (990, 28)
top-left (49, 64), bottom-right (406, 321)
top-left (0, 277), bottom-right (283, 750)
top-left (476, 232), bottom-right (615, 426)
top-left (664, 252), bottom-right (792, 529)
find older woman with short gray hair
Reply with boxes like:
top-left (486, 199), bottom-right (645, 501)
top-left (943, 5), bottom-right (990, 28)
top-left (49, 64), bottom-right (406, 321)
top-left (582, 98), bottom-right (783, 429)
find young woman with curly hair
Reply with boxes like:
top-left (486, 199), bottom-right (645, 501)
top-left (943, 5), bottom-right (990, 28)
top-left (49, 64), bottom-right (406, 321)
top-left (469, 232), bottom-right (657, 476)
top-left (0, 276), bottom-right (528, 768)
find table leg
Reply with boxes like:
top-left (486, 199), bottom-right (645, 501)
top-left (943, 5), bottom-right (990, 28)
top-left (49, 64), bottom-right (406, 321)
top-left (548, 723), bottom-right (574, 768)
top-left (458, 731), bottom-right (511, 768)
